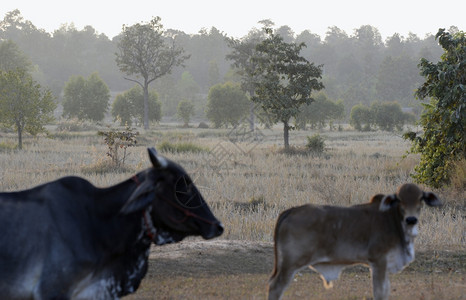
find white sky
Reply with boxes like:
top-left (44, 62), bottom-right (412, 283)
top-left (2, 0), bottom-right (465, 40)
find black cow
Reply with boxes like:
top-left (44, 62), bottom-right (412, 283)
top-left (0, 148), bottom-right (223, 299)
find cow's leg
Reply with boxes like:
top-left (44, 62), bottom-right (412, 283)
top-left (370, 261), bottom-right (390, 300)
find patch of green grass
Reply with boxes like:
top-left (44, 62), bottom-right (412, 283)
top-left (158, 141), bottom-right (209, 154)
top-left (0, 141), bottom-right (18, 151)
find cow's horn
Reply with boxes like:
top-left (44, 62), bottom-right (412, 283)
top-left (148, 147), bottom-right (168, 169)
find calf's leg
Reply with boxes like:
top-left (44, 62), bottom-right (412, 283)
top-left (268, 241), bottom-right (313, 300)
top-left (371, 261), bottom-right (390, 300)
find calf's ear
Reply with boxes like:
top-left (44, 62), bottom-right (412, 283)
top-left (148, 147), bottom-right (168, 169)
top-left (422, 192), bottom-right (442, 207)
top-left (379, 194), bottom-right (398, 211)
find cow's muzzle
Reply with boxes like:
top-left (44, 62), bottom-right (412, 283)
top-left (203, 222), bottom-right (224, 239)
top-left (405, 216), bottom-right (418, 225)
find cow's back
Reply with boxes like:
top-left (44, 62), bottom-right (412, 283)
top-left (0, 177), bottom-right (100, 298)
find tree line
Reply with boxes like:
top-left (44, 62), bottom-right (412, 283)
top-left (0, 10), bottom-right (464, 188)
top-left (0, 9), bottom-right (455, 116)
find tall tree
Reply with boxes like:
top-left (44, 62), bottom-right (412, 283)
top-left (405, 29), bottom-right (465, 188)
top-left (0, 69), bottom-right (55, 149)
top-left (250, 28), bottom-right (324, 149)
top-left (115, 17), bottom-right (188, 129)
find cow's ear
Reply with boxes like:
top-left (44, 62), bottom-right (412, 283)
top-left (370, 194), bottom-right (385, 205)
top-left (120, 180), bottom-right (155, 214)
top-left (148, 147), bottom-right (168, 169)
top-left (422, 192), bottom-right (442, 207)
top-left (380, 194), bottom-right (398, 211)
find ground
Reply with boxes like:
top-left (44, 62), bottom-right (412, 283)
top-left (126, 239), bottom-right (465, 300)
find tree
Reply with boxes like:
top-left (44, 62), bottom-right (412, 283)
top-left (376, 55), bottom-right (420, 104)
top-left (0, 69), bottom-right (55, 149)
top-left (350, 104), bottom-right (373, 131)
top-left (62, 72), bottom-right (110, 121)
top-left (226, 30), bottom-right (265, 131)
top-left (206, 82), bottom-right (250, 128)
top-left (250, 27), bottom-right (324, 149)
top-left (350, 102), bottom-right (413, 132)
top-left (115, 17), bottom-right (189, 129)
top-left (0, 40), bottom-right (31, 71)
top-left (370, 101), bottom-right (411, 131)
top-left (177, 99), bottom-right (195, 127)
top-left (296, 92), bottom-right (345, 130)
top-left (111, 85), bottom-right (162, 126)
top-left (404, 29), bottom-right (465, 188)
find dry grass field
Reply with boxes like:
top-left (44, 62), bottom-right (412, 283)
top-left (0, 123), bottom-right (464, 299)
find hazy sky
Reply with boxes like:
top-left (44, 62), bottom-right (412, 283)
top-left (2, 0), bottom-right (464, 40)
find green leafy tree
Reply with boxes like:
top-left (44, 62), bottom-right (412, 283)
top-left (111, 85), bottom-right (162, 126)
top-left (371, 101), bottom-right (411, 131)
top-left (206, 82), bottom-right (250, 128)
top-left (177, 99), bottom-right (195, 127)
top-left (250, 27), bottom-right (324, 149)
top-left (226, 30), bottom-right (265, 130)
top-left (115, 17), bottom-right (189, 129)
top-left (296, 92), bottom-right (344, 130)
top-left (404, 29), bottom-right (465, 188)
top-left (350, 103), bottom-right (373, 131)
top-left (0, 40), bottom-right (31, 71)
top-left (0, 69), bottom-right (56, 149)
top-left (62, 72), bottom-right (110, 121)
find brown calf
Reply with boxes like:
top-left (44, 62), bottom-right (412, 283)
top-left (268, 183), bottom-right (442, 300)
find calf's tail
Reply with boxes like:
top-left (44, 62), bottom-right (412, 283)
top-left (270, 207), bottom-right (295, 281)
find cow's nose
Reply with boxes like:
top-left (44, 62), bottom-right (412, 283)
top-left (406, 216), bottom-right (417, 225)
top-left (215, 223), bottom-right (224, 236)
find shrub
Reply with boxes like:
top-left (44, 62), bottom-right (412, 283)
top-left (97, 126), bottom-right (139, 167)
top-left (306, 134), bottom-right (325, 154)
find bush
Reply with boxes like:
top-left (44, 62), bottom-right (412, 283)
top-left (306, 134), bottom-right (325, 154)
top-left (97, 126), bottom-right (139, 167)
